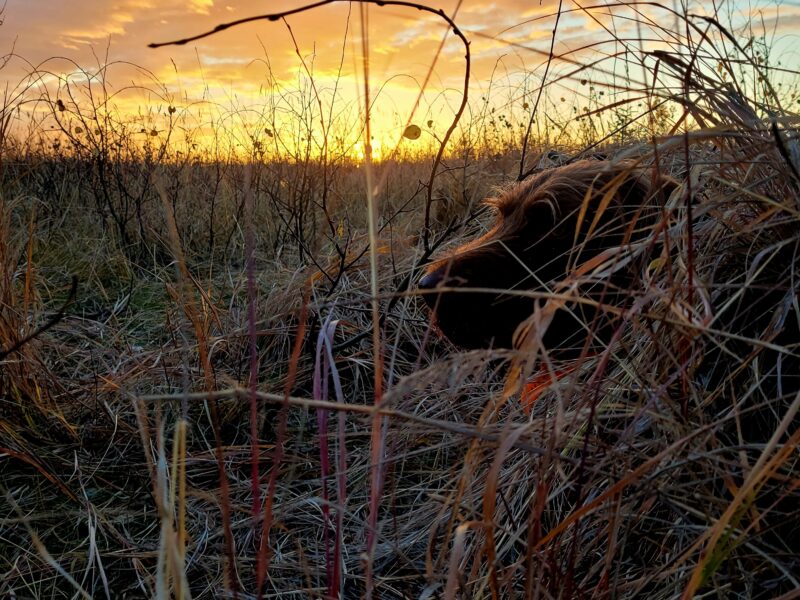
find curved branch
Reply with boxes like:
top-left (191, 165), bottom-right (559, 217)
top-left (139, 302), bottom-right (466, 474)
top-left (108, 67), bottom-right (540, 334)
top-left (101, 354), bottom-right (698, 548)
top-left (150, 0), bottom-right (471, 252)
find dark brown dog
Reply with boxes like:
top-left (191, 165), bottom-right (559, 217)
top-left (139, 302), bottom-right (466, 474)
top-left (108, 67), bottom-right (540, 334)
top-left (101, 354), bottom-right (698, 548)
top-left (419, 160), bottom-right (678, 352)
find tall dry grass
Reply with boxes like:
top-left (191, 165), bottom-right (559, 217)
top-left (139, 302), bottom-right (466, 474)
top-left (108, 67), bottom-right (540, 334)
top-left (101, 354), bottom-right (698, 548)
top-left (1, 1), bottom-right (799, 599)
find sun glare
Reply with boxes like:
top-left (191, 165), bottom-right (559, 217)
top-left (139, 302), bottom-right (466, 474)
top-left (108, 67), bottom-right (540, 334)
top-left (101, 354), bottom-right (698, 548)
top-left (354, 138), bottom-right (384, 163)
top-left (2, 0), bottom-right (798, 162)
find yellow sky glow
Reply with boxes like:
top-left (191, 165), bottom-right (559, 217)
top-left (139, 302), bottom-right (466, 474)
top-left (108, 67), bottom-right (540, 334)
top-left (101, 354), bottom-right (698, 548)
top-left (2, 0), bottom-right (799, 159)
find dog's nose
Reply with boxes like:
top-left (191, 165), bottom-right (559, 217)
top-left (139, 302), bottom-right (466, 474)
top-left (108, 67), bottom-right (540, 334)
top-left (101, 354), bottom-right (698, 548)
top-left (419, 271), bottom-right (444, 290)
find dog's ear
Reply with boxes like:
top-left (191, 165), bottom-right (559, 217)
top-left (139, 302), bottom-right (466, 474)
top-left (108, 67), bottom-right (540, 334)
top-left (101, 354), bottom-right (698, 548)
top-left (525, 200), bottom-right (558, 228)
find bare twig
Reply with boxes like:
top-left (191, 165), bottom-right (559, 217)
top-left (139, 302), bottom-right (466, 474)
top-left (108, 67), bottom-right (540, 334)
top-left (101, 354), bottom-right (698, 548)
top-left (148, 0), bottom-right (472, 255)
top-left (134, 386), bottom-right (573, 462)
top-left (518, 0), bottom-right (564, 182)
top-left (0, 275), bottom-right (77, 361)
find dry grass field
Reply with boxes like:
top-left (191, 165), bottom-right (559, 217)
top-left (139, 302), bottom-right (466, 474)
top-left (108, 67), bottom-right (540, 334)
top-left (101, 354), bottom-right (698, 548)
top-left (1, 2), bottom-right (799, 598)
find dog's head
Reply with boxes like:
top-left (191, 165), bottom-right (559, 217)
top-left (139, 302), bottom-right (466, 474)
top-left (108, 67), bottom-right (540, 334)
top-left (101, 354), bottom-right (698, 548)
top-left (419, 160), bottom-right (678, 351)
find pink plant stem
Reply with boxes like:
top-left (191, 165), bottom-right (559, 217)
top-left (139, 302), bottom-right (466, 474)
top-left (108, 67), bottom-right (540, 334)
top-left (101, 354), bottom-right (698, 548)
top-left (245, 166), bottom-right (262, 538)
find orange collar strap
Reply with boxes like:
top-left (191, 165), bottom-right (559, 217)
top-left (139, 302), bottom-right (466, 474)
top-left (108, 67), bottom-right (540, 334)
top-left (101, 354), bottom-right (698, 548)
top-left (521, 362), bottom-right (583, 414)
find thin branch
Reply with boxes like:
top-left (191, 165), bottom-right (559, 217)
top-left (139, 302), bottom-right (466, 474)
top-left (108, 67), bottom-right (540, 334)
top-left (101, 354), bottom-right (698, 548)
top-left (149, 0), bottom-right (472, 254)
top-left (518, 0), bottom-right (564, 181)
top-left (134, 386), bottom-right (575, 463)
top-left (0, 275), bottom-right (77, 361)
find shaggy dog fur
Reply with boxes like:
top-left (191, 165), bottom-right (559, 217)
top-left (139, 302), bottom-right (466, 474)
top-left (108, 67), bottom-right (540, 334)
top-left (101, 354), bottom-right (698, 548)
top-left (420, 160), bottom-right (678, 352)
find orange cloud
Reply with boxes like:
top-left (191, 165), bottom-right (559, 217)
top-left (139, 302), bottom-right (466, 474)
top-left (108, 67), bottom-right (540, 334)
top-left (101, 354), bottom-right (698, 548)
top-left (189, 0), bottom-right (215, 15)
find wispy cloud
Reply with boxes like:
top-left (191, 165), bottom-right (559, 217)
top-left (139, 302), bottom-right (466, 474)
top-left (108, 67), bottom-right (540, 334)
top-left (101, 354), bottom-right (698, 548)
top-left (188, 0), bottom-right (214, 15)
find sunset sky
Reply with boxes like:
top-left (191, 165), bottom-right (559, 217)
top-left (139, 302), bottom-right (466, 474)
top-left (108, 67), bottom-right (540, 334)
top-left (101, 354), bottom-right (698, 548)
top-left (2, 0), bottom-right (799, 156)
